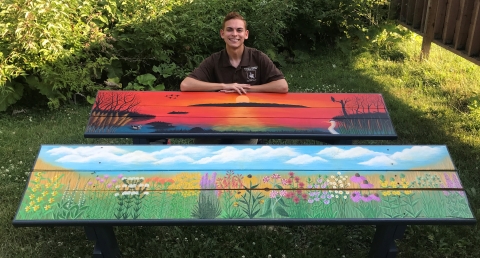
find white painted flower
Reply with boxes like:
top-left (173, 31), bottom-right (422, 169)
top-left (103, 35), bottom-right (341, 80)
top-left (144, 184), bottom-right (149, 188)
top-left (337, 171), bottom-right (341, 175)
top-left (340, 184), bottom-right (344, 188)
top-left (122, 191), bottom-right (130, 195)
top-left (335, 195), bottom-right (339, 198)
top-left (345, 191), bottom-right (350, 194)
top-left (114, 193), bottom-right (119, 197)
top-left (338, 191), bottom-right (343, 194)
top-left (122, 184), bottom-right (127, 188)
top-left (144, 192), bottom-right (149, 195)
top-left (343, 195), bottom-right (347, 199)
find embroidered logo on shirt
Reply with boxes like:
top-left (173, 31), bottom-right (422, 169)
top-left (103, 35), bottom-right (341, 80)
top-left (244, 66), bottom-right (258, 82)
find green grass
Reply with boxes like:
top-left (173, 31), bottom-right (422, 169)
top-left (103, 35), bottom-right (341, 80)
top-left (1, 33), bottom-right (480, 257)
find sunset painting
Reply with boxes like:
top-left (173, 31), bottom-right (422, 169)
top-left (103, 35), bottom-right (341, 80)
top-left (84, 91), bottom-right (396, 138)
top-left (14, 145), bottom-right (475, 223)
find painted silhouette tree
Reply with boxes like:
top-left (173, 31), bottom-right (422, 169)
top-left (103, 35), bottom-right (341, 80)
top-left (331, 96), bottom-right (349, 116)
top-left (87, 92), bottom-right (140, 133)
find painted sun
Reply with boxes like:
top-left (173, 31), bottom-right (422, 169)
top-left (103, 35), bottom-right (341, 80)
top-left (236, 95), bottom-right (250, 103)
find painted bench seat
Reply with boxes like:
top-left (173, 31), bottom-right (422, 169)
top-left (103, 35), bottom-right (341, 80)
top-left (84, 91), bottom-right (398, 144)
top-left (13, 144), bottom-right (476, 258)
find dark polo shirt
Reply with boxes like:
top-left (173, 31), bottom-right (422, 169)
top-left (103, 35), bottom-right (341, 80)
top-left (188, 47), bottom-right (285, 85)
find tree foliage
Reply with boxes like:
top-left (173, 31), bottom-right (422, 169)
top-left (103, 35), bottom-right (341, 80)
top-left (0, 0), bottom-right (393, 111)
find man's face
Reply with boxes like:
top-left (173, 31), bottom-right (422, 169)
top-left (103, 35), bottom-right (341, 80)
top-left (220, 19), bottom-right (249, 49)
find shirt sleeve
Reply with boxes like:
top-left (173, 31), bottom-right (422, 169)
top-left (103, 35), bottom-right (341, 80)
top-left (258, 51), bottom-right (285, 84)
top-left (187, 55), bottom-right (216, 82)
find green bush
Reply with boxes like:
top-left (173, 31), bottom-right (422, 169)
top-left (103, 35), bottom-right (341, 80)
top-left (0, 0), bottom-right (394, 111)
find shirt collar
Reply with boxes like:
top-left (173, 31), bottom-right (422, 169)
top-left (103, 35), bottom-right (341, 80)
top-left (220, 46), bottom-right (251, 68)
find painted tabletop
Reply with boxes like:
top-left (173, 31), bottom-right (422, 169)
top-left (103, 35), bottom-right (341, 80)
top-left (84, 91), bottom-right (397, 140)
top-left (13, 145), bottom-right (475, 226)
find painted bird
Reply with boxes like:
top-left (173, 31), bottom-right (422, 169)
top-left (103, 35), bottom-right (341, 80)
top-left (328, 120), bottom-right (339, 134)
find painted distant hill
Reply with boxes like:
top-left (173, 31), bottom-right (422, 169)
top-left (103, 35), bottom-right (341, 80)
top-left (168, 111), bottom-right (189, 114)
top-left (190, 103), bottom-right (308, 108)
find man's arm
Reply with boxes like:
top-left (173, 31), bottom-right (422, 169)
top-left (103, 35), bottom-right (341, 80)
top-left (246, 79), bottom-right (288, 93)
top-left (180, 77), bottom-right (251, 95)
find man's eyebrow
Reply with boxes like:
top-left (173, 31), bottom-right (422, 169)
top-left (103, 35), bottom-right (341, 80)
top-left (225, 26), bottom-right (244, 30)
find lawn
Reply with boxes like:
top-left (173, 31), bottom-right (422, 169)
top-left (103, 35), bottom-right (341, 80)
top-left (1, 33), bottom-right (479, 257)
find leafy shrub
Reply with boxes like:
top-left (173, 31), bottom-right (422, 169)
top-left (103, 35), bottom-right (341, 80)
top-left (0, 0), bottom-right (395, 111)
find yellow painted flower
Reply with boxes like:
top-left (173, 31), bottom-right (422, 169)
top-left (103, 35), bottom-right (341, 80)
top-left (33, 205), bottom-right (40, 212)
top-left (401, 182), bottom-right (408, 188)
top-left (389, 181), bottom-right (397, 188)
top-left (44, 205), bottom-right (51, 211)
top-left (259, 199), bottom-right (265, 204)
top-left (42, 191), bottom-right (49, 197)
top-left (401, 178), bottom-right (406, 182)
top-left (53, 175), bottom-right (59, 181)
top-left (392, 191), bottom-right (401, 196)
top-left (36, 196), bottom-right (43, 202)
top-left (25, 206), bottom-right (31, 212)
top-left (45, 182), bottom-right (51, 188)
top-left (380, 181), bottom-right (388, 188)
top-left (404, 190), bottom-right (412, 195)
top-left (31, 188), bottom-right (37, 193)
top-left (53, 183), bottom-right (60, 189)
top-left (382, 191), bottom-right (391, 196)
top-left (48, 198), bottom-right (55, 204)
top-left (34, 177), bottom-right (40, 183)
top-left (29, 194), bottom-right (35, 200)
top-left (233, 202), bottom-right (239, 207)
top-left (29, 201), bottom-right (35, 206)
top-left (51, 191), bottom-right (58, 197)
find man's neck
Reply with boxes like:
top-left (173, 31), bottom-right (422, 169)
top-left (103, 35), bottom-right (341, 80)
top-left (226, 44), bottom-right (245, 66)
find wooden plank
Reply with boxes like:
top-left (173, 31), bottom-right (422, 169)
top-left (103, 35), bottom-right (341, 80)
top-left (91, 91), bottom-right (388, 109)
top-left (14, 144), bottom-right (475, 223)
top-left (414, 0), bottom-right (426, 29)
top-left (390, 0), bottom-right (402, 19)
top-left (443, 0), bottom-right (460, 44)
top-left (85, 117), bottom-right (396, 137)
top-left (434, 0), bottom-right (449, 38)
top-left (88, 107), bottom-right (389, 118)
top-left (400, 0), bottom-right (410, 21)
top-left (454, 0), bottom-right (476, 50)
top-left (407, 0), bottom-right (417, 24)
top-left (422, 0), bottom-right (440, 59)
top-left (421, 0), bottom-right (429, 32)
top-left (466, 0), bottom-right (480, 55)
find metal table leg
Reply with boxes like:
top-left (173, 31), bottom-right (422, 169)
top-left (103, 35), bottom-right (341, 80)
top-left (85, 226), bottom-right (121, 258)
top-left (369, 224), bottom-right (407, 258)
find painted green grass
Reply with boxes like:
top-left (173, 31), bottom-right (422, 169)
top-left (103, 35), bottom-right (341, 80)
top-left (2, 33), bottom-right (480, 257)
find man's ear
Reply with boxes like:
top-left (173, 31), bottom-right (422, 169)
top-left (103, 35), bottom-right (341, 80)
top-left (220, 29), bottom-right (224, 38)
top-left (245, 30), bottom-right (249, 40)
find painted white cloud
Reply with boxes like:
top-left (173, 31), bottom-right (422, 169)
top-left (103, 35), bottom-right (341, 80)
top-left (194, 146), bottom-right (299, 164)
top-left (154, 155), bottom-right (195, 164)
top-left (389, 146), bottom-right (443, 161)
top-left (55, 150), bottom-right (157, 163)
top-left (152, 146), bottom-right (210, 156)
top-left (317, 146), bottom-right (385, 159)
top-left (285, 154), bottom-right (328, 165)
top-left (359, 155), bottom-right (397, 166)
top-left (47, 146), bottom-right (126, 156)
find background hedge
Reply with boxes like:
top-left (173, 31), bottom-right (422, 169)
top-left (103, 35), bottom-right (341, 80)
top-left (0, 0), bottom-right (392, 111)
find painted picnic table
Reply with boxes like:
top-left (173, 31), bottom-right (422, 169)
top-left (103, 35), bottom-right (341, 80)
top-left (84, 91), bottom-right (397, 144)
top-left (13, 144), bottom-right (475, 258)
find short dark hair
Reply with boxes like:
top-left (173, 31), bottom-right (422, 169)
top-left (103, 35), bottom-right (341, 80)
top-left (222, 12), bottom-right (247, 29)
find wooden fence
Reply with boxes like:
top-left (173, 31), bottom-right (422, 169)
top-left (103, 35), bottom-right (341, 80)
top-left (392, 0), bottom-right (480, 65)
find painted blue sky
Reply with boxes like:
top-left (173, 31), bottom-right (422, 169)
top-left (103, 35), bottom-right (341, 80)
top-left (35, 145), bottom-right (454, 172)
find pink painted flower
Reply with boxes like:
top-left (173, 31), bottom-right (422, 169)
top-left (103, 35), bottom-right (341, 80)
top-left (87, 181), bottom-right (93, 186)
top-left (350, 173), bottom-right (366, 183)
top-left (111, 179), bottom-right (117, 183)
top-left (100, 179), bottom-right (105, 183)
top-left (118, 174), bottom-right (123, 178)
top-left (317, 178), bottom-right (323, 184)
top-left (370, 193), bottom-right (381, 202)
top-left (279, 190), bottom-right (287, 197)
top-left (361, 194), bottom-right (372, 202)
top-left (288, 171), bottom-right (295, 178)
top-left (106, 183), bottom-right (112, 188)
top-left (350, 191), bottom-right (361, 202)
top-left (294, 176), bottom-right (300, 183)
top-left (269, 190), bottom-right (278, 198)
top-left (272, 173), bottom-right (281, 179)
top-left (104, 175), bottom-right (109, 178)
top-left (301, 193), bottom-right (308, 200)
top-left (360, 180), bottom-right (374, 188)
top-left (299, 182), bottom-right (305, 188)
top-left (96, 177), bottom-right (100, 181)
top-left (293, 196), bottom-right (300, 204)
top-left (263, 176), bottom-right (270, 183)
top-left (281, 179), bottom-right (289, 185)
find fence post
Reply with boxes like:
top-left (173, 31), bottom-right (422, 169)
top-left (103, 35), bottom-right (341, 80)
top-left (421, 0), bottom-right (440, 60)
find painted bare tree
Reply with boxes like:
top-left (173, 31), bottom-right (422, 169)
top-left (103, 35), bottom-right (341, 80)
top-left (87, 92), bottom-right (140, 133)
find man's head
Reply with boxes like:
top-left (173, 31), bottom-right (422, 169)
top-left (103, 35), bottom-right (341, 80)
top-left (222, 12), bottom-right (247, 30)
top-left (220, 12), bottom-right (249, 50)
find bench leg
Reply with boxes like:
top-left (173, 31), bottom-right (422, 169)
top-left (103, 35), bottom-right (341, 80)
top-left (316, 139), bottom-right (353, 145)
top-left (132, 138), bottom-right (149, 144)
top-left (369, 224), bottom-right (406, 258)
top-left (85, 226), bottom-right (121, 258)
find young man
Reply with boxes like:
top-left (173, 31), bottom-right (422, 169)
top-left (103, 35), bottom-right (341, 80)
top-left (180, 12), bottom-right (288, 144)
